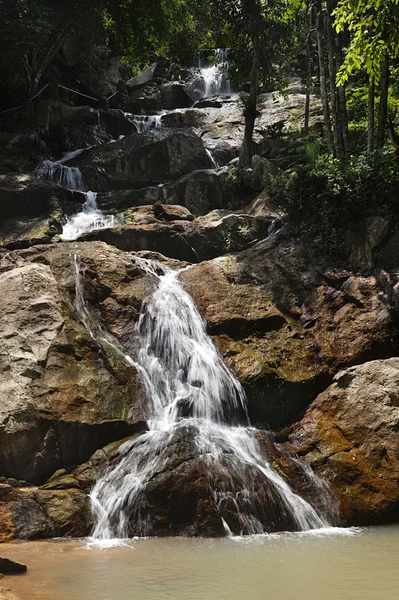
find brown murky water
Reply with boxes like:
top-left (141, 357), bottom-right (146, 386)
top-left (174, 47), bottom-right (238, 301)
top-left (1, 526), bottom-right (398, 600)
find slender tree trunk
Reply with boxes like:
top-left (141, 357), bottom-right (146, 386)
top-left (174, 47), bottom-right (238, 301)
top-left (239, 45), bottom-right (260, 167)
top-left (316, 3), bottom-right (334, 154)
top-left (239, 2), bottom-right (261, 168)
top-left (334, 31), bottom-right (349, 153)
top-left (376, 59), bottom-right (389, 148)
top-left (324, 1), bottom-right (343, 157)
top-left (367, 81), bottom-right (375, 155)
top-left (304, 2), bottom-right (313, 136)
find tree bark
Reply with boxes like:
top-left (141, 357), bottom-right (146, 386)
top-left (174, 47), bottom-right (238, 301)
top-left (239, 1), bottom-right (261, 168)
top-left (376, 59), bottom-right (389, 148)
top-left (316, 2), bottom-right (334, 154)
top-left (325, 0), bottom-right (343, 157)
top-left (367, 81), bottom-right (375, 155)
top-left (304, 2), bottom-right (313, 136)
top-left (334, 30), bottom-right (349, 154)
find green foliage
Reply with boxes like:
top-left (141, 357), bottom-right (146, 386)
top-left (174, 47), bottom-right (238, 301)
top-left (266, 151), bottom-right (399, 256)
top-left (104, 0), bottom-right (201, 69)
top-left (334, 0), bottom-right (399, 85)
top-left (344, 85), bottom-right (398, 152)
top-left (209, 0), bottom-right (297, 91)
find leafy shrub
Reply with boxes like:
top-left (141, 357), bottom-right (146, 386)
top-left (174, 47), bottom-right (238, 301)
top-left (266, 151), bottom-right (399, 257)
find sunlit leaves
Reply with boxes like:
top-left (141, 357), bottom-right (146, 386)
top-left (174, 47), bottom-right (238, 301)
top-left (334, 0), bottom-right (399, 84)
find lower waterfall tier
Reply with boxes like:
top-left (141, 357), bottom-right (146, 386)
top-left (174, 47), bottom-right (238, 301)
top-left (89, 258), bottom-right (334, 539)
top-left (91, 421), bottom-right (334, 538)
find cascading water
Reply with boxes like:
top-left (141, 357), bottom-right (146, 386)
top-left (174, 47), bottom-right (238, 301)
top-left (36, 158), bottom-right (86, 191)
top-left (36, 148), bottom-right (116, 240)
top-left (127, 114), bottom-right (162, 133)
top-left (205, 148), bottom-right (219, 169)
top-left (89, 256), bottom-right (335, 540)
top-left (198, 48), bottom-right (231, 97)
top-left (60, 192), bottom-right (116, 241)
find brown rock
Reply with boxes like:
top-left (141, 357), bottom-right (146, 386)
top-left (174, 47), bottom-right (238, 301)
top-left (288, 358), bottom-right (399, 525)
top-left (180, 234), bottom-right (396, 428)
top-left (0, 242), bottom-right (147, 485)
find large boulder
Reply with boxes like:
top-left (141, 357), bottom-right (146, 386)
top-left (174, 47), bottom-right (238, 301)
top-left (81, 208), bottom-right (265, 262)
top-left (0, 174), bottom-right (88, 249)
top-left (346, 215), bottom-right (389, 270)
top-left (97, 166), bottom-right (245, 216)
top-left (126, 64), bottom-right (157, 90)
top-left (0, 242), bottom-right (148, 485)
top-left (36, 101), bottom-right (137, 151)
top-left (79, 129), bottom-right (214, 191)
top-left (0, 174), bottom-right (85, 220)
top-left (160, 83), bottom-right (194, 110)
top-left (288, 359), bottom-right (399, 525)
top-left (180, 232), bottom-right (396, 428)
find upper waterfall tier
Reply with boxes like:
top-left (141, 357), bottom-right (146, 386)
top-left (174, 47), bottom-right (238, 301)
top-left (197, 48), bottom-right (231, 97)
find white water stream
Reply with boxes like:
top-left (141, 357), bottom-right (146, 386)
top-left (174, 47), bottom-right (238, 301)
top-left (86, 257), bottom-right (333, 540)
top-left (60, 191), bottom-right (116, 241)
top-left (198, 49), bottom-right (231, 97)
top-left (127, 114), bottom-right (162, 133)
top-left (36, 142), bottom-right (116, 240)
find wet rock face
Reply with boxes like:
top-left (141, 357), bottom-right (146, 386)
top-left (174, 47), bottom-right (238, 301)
top-left (79, 129), bottom-right (213, 191)
top-left (96, 426), bottom-right (332, 538)
top-left (0, 242), bottom-right (147, 485)
top-left (181, 234), bottom-right (397, 428)
top-left (288, 358), bottom-right (399, 526)
top-left (81, 209), bottom-right (266, 263)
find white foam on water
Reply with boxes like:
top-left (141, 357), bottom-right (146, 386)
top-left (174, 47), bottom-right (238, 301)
top-left (60, 191), bottom-right (116, 241)
top-left (86, 257), bottom-right (335, 540)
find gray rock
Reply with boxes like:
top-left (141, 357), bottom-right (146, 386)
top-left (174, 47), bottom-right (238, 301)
top-left (346, 216), bottom-right (389, 269)
top-left (126, 63), bottom-right (157, 90)
top-left (161, 83), bottom-right (194, 110)
top-left (241, 155), bottom-right (280, 191)
top-left (97, 166), bottom-right (244, 217)
top-left (79, 129), bottom-right (214, 190)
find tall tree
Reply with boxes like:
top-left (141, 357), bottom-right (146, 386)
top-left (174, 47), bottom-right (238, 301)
top-left (334, 0), bottom-right (399, 149)
top-left (211, 0), bottom-right (293, 167)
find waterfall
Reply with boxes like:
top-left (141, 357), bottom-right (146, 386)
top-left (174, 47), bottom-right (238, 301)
top-left (205, 148), bottom-right (219, 169)
top-left (89, 257), bottom-right (334, 539)
top-left (36, 159), bottom-right (86, 191)
top-left (60, 192), bottom-right (116, 241)
top-left (198, 49), bottom-right (231, 98)
top-left (36, 147), bottom-right (117, 240)
top-left (127, 114), bottom-right (162, 133)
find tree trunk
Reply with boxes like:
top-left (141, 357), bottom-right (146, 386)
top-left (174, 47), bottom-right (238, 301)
top-left (316, 3), bottom-right (334, 154)
top-left (304, 2), bottom-right (313, 136)
top-left (376, 59), bottom-right (389, 148)
top-left (325, 0), bottom-right (343, 157)
top-left (239, 3), bottom-right (261, 168)
top-left (367, 81), bottom-right (375, 155)
top-left (334, 30), bottom-right (349, 153)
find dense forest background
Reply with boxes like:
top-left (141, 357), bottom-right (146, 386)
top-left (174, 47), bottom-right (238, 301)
top-left (1, 0), bottom-right (399, 256)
